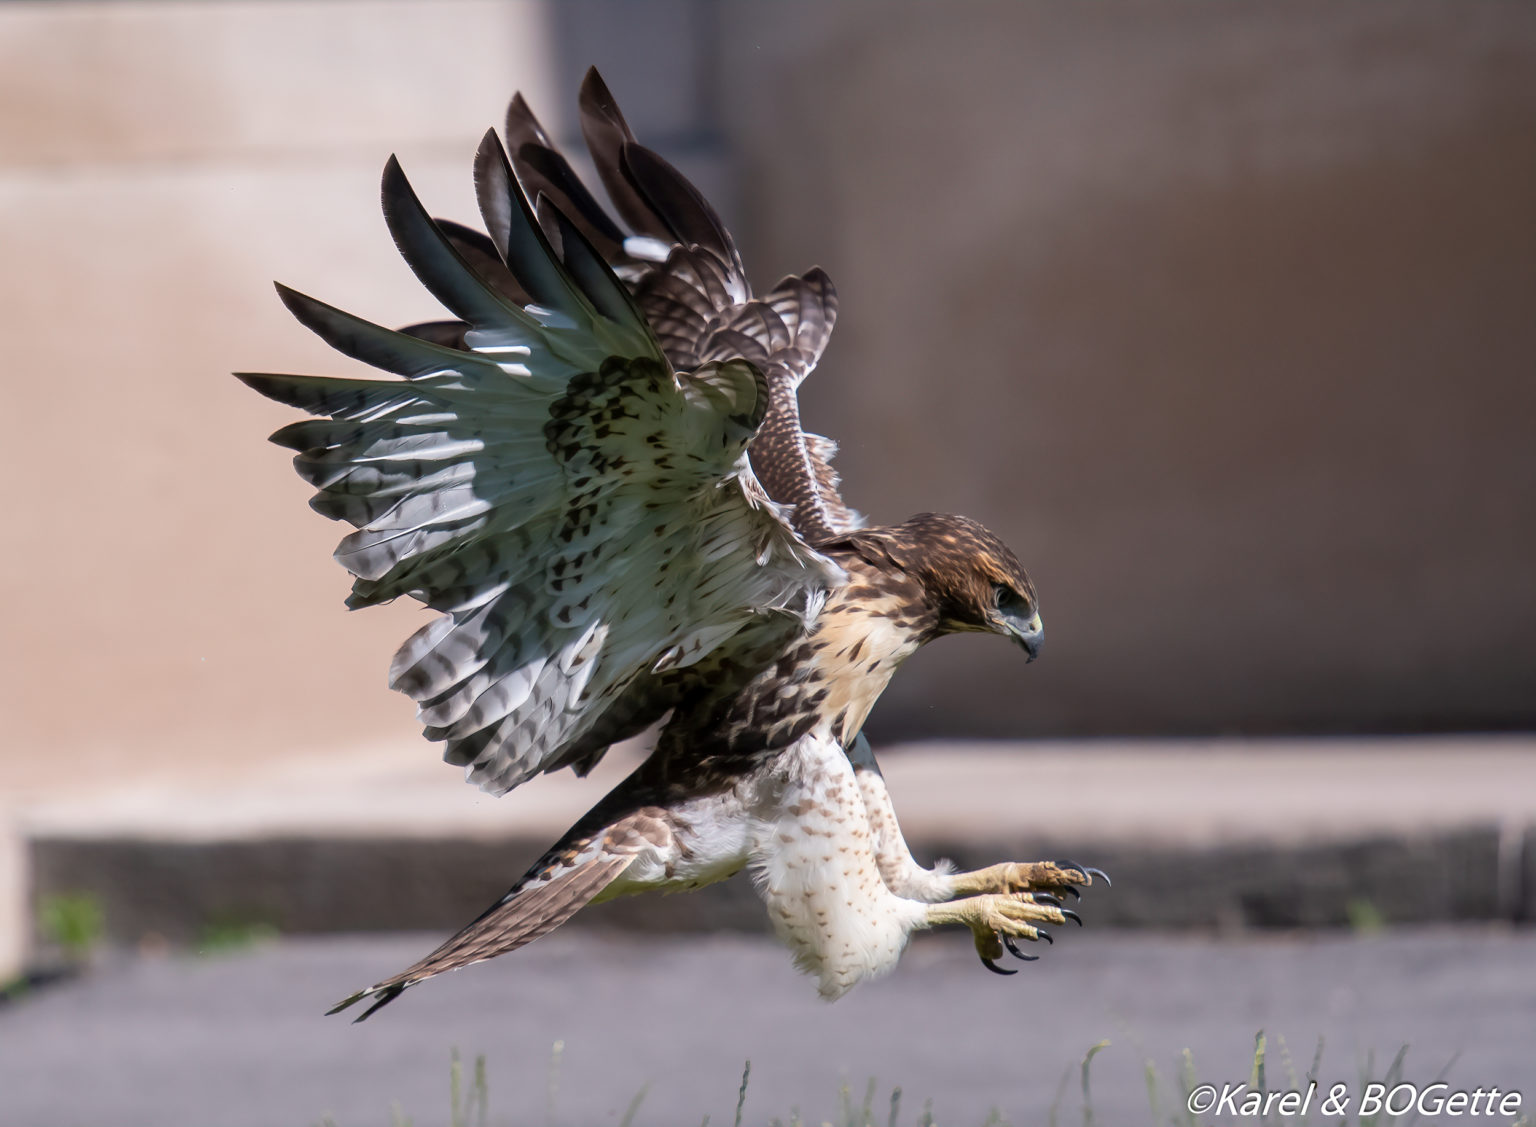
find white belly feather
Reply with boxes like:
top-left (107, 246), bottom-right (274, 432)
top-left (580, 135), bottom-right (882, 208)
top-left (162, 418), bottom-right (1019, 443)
top-left (592, 731), bottom-right (928, 998)
top-left (749, 731), bottom-right (928, 999)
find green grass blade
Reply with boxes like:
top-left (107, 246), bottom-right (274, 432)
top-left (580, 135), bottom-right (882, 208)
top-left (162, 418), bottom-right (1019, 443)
top-left (1404, 1050), bottom-right (1462, 1127)
top-left (1385, 1044), bottom-right (1408, 1087)
top-left (547, 1039), bottom-right (565, 1127)
top-left (619, 1082), bottom-right (650, 1127)
top-left (1301, 1038), bottom-right (1325, 1127)
top-left (474, 1055), bottom-right (488, 1127)
top-left (450, 1048), bottom-right (464, 1127)
top-left (1276, 1034), bottom-right (1298, 1091)
top-left (734, 1060), bottom-right (751, 1127)
top-left (1143, 1058), bottom-right (1162, 1125)
top-left (1048, 1061), bottom-right (1071, 1127)
top-left (1179, 1048), bottom-right (1199, 1127)
top-left (1080, 1040), bottom-right (1110, 1127)
top-left (859, 1077), bottom-right (877, 1127)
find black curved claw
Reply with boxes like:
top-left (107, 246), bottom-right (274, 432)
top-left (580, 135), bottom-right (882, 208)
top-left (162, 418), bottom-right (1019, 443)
top-left (1003, 936), bottom-right (1039, 962)
top-left (1038, 929), bottom-right (1053, 945)
top-left (1058, 884), bottom-right (1082, 901)
top-left (981, 954), bottom-right (1018, 976)
top-left (1033, 893), bottom-right (1063, 908)
top-left (1054, 859), bottom-right (1110, 888)
top-left (1061, 909), bottom-right (1083, 927)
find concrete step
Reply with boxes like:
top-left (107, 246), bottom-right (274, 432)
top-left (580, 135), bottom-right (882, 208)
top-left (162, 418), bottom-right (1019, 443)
top-left (9, 736), bottom-right (1535, 966)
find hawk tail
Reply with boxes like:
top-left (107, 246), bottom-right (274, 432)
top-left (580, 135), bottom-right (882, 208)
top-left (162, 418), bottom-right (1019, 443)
top-left (327, 850), bottom-right (634, 1022)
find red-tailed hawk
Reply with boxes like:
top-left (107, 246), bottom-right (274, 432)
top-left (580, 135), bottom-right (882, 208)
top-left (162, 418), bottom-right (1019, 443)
top-left (241, 70), bottom-right (1105, 1022)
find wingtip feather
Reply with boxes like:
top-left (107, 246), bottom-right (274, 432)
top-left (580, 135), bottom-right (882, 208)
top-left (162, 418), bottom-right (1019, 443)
top-left (578, 67), bottom-right (627, 134)
top-left (326, 983), bottom-right (406, 1022)
top-left (505, 90), bottom-right (552, 149)
top-left (473, 127), bottom-right (516, 256)
top-left (325, 988), bottom-right (369, 1016)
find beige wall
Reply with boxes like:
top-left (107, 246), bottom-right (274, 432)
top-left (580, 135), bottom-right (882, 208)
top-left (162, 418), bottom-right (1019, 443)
top-left (2, 2), bottom-right (1532, 799)
top-left (0, 1), bottom-right (563, 796)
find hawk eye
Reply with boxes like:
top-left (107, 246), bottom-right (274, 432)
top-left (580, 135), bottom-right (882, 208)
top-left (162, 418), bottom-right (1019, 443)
top-left (993, 584), bottom-right (1025, 614)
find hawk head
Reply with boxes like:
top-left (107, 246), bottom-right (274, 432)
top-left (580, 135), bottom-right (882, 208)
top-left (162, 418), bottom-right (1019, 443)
top-left (845, 513), bottom-right (1043, 661)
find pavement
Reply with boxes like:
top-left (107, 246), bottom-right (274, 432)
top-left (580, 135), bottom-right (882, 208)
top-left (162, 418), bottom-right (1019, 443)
top-left (1, 928), bottom-right (1533, 1127)
top-left (3, 735), bottom-right (1534, 1126)
top-left (6, 735), bottom-right (1536, 973)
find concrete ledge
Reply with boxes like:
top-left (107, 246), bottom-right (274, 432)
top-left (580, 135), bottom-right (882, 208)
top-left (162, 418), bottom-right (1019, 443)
top-left (26, 835), bottom-right (764, 945)
top-left (12, 737), bottom-right (1536, 962)
top-left (25, 824), bottom-right (1529, 949)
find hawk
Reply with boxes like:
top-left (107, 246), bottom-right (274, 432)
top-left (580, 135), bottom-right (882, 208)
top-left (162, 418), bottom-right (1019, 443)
top-left (241, 69), bottom-right (1105, 1022)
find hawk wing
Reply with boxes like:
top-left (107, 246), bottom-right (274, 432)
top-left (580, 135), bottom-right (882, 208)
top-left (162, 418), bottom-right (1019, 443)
top-left (241, 129), bottom-right (841, 796)
top-left (502, 68), bottom-right (865, 542)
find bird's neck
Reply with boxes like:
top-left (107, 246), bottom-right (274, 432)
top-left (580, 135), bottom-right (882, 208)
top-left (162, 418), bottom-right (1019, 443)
top-left (806, 552), bottom-right (939, 745)
top-left (672, 552), bottom-right (938, 760)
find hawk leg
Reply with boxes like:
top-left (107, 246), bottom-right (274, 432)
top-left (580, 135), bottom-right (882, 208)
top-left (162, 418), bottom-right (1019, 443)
top-left (946, 859), bottom-right (1109, 900)
top-left (848, 736), bottom-right (1106, 918)
top-left (921, 892), bottom-right (1070, 975)
top-left (755, 734), bottom-right (1084, 998)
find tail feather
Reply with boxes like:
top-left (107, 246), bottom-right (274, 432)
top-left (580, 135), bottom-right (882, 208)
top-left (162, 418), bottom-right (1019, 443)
top-left (327, 853), bottom-right (633, 1022)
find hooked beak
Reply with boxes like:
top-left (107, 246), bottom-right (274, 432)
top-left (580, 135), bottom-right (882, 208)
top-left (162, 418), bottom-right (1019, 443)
top-left (1003, 610), bottom-right (1043, 662)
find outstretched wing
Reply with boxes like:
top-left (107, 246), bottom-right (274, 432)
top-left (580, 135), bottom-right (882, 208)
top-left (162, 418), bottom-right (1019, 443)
top-left (503, 68), bottom-right (865, 542)
top-left (241, 131), bottom-right (840, 796)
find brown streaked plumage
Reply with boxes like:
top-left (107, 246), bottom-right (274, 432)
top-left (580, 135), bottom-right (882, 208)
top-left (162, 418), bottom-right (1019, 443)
top-left (244, 68), bottom-right (1102, 1021)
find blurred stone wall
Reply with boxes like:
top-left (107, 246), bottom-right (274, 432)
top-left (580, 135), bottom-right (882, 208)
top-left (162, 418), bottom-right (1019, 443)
top-left (701, 3), bottom-right (1536, 740)
top-left (2, 2), bottom-right (1533, 797)
top-left (647, 1), bottom-right (1536, 740)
